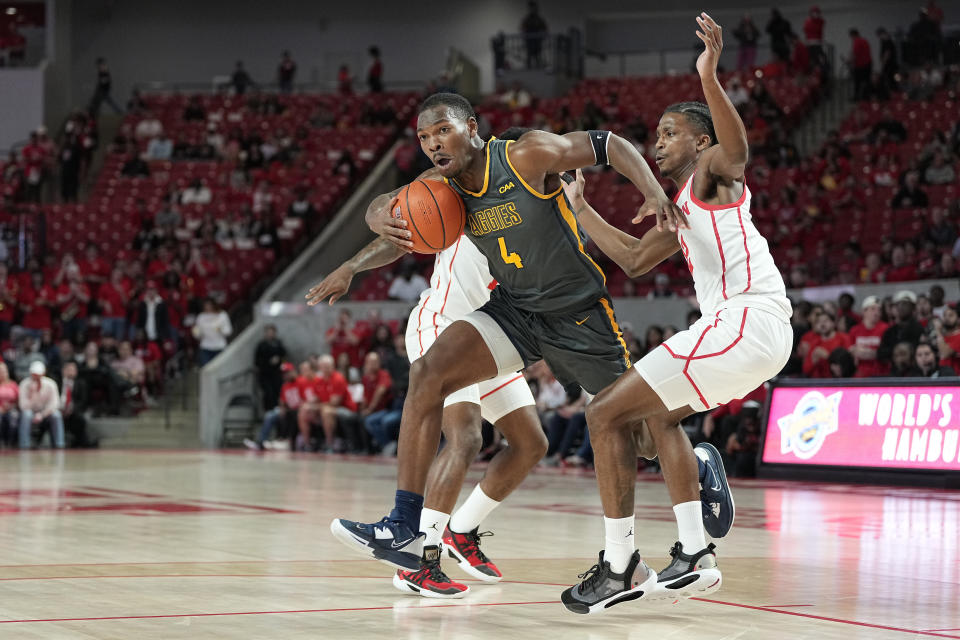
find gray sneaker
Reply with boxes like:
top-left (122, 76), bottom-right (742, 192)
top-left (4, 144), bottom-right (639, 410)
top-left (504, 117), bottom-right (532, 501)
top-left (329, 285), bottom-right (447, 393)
top-left (650, 542), bottom-right (722, 600)
top-left (561, 550), bottom-right (656, 615)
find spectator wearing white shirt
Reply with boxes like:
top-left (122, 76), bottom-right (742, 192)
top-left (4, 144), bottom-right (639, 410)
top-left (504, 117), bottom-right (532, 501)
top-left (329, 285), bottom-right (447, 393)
top-left (387, 262), bottom-right (428, 303)
top-left (180, 178), bottom-right (212, 205)
top-left (134, 112), bottom-right (163, 140)
top-left (193, 298), bottom-right (232, 366)
top-left (725, 76), bottom-right (750, 109)
top-left (18, 361), bottom-right (64, 449)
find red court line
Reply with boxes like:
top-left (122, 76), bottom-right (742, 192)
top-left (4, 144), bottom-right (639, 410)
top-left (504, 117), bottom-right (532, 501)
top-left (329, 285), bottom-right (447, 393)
top-left (0, 574), bottom-right (574, 587)
top-left (759, 604), bottom-right (813, 608)
top-left (0, 600), bottom-right (560, 624)
top-left (694, 597), bottom-right (960, 639)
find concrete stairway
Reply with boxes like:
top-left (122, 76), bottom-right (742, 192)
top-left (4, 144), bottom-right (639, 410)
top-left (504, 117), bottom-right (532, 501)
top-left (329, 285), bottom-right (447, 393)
top-left (791, 77), bottom-right (854, 157)
top-left (92, 369), bottom-right (202, 449)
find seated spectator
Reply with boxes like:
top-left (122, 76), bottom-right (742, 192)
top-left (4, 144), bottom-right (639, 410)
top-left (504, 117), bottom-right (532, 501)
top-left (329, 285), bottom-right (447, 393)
top-left (891, 171), bottom-right (929, 208)
top-left (499, 82), bottom-right (532, 109)
top-left (192, 298), bottom-right (232, 366)
top-left (725, 76), bottom-right (749, 109)
top-left (60, 361), bottom-right (93, 447)
top-left (924, 151), bottom-right (956, 185)
top-left (245, 362), bottom-right (301, 450)
top-left (180, 178), bottom-right (212, 205)
top-left (647, 273), bottom-right (674, 299)
top-left (78, 242), bottom-right (110, 291)
top-left (112, 341), bottom-right (146, 387)
top-left (802, 311), bottom-right (852, 378)
top-left (870, 109), bottom-right (907, 143)
top-left (287, 187), bottom-right (319, 227)
top-left (542, 386), bottom-right (588, 466)
top-left (827, 347), bottom-right (857, 377)
top-left (927, 207), bottom-right (956, 248)
top-left (314, 354), bottom-right (362, 453)
top-left (849, 296), bottom-right (889, 377)
top-left (361, 352), bottom-right (399, 455)
top-left (889, 341), bottom-right (917, 376)
top-left (879, 291), bottom-right (925, 367)
top-left (121, 151), bottom-right (150, 178)
top-left (935, 304), bottom-right (960, 371)
top-left (146, 132), bottom-right (173, 160)
top-left (18, 361), bottom-right (64, 449)
top-left (723, 402), bottom-right (763, 477)
top-left (0, 362), bottom-right (19, 447)
top-left (56, 265), bottom-right (91, 343)
top-left (134, 112), bottom-right (163, 140)
top-left (884, 244), bottom-right (918, 282)
top-left (80, 342), bottom-right (121, 415)
top-left (913, 342), bottom-right (955, 377)
top-left (183, 96), bottom-right (206, 122)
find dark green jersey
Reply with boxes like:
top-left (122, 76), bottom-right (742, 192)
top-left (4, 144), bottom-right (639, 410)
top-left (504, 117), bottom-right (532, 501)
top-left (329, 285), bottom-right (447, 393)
top-left (446, 139), bottom-right (608, 314)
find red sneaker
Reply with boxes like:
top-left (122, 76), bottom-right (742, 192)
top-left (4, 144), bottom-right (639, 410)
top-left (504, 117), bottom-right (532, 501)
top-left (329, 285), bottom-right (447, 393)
top-left (442, 527), bottom-right (502, 583)
top-left (392, 545), bottom-right (470, 599)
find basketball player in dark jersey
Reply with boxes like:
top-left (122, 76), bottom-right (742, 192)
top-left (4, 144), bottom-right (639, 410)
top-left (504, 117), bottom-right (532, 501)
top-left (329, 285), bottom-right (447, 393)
top-left (329, 93), bottom-right (732, 613)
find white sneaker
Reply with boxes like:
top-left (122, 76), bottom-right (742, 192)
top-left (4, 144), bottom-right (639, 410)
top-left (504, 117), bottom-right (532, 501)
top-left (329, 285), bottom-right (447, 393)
top-left (243, 438), bottom-right (262, 451)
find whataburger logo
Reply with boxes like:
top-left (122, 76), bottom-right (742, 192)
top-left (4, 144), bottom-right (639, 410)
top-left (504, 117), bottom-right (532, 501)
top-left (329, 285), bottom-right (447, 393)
top-left (777, 391), bottom-right (842, 459)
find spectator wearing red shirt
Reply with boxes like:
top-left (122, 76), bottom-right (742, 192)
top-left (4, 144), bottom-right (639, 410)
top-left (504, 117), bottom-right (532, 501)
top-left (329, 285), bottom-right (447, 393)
top-left (0, 262), bottom-right (19, 341)
top-left (77, 243), bottom-right (110, 294)
top-left (803, 6), bottom-right (825, 45)
top-left (361, 351), bottom-right (401, 454)
top-left (19, 271), bottom-right (55, 336)
top-left (803, 312), bottom-right (853, 378)
top-left (790, 33), bottom-right (810, 74)
top-left (885, 245), bottom-right (918, 282)
top-left (245, 363), bottom-right (301, 450)
top-left (295, 361), bottom-right (327, 451)
top-left (56, 265), bottom-right (90, 343)
top-left (849, 28), bottom-right (872, 100)
top-left (314, 354), bottom-right (364, 453)
top-left (935, 305), bottom-right (960, 372)
top-left (337, 64), bottom-right (353, 95)
top-left (326, 309), bottom-right (365, 368)
top-left (20, 131), bottom-right (46, 202)
top-left (98, 267), bottom-right (131, 340)
top-left (795, 304), bottom-right (824, 364)
top-left (849, 296), bottom-right (890, 377)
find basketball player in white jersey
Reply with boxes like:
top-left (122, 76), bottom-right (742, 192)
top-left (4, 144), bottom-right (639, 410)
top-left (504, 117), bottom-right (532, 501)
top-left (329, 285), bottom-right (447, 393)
top-left (307, 185), bottom-right (548, 599)
top-left (559, 14), bottom-right (793, 614)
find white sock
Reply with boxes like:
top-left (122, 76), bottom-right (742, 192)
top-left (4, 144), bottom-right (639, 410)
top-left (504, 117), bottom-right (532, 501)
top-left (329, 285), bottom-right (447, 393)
top-left (673, 501), bottom-right (707, 552)
top-left (603, 515), bottom-right (636, 574)
top-left (419, 508), bottom-right (450, 548)
top-left (449, 485), bottom-right (500, 533)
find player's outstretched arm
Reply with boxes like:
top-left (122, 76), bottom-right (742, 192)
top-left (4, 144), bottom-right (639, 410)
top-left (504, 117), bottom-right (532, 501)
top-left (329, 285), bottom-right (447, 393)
top-left (306, 236), bottom-right (407, 306)
top-left (563, 170), bottom-right (680, 278)
top-left (695, 13), bottom-right (749, 180)
top-left (364, 166), bottom-right (444, 250)
top-left (509, 130), bottom-right (688, 232)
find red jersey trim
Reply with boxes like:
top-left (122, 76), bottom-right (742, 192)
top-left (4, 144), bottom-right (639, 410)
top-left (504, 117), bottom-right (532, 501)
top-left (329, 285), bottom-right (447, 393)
top-left (686, 170), bottom-right (749, 211)
top-left (709, 210), bottom-right (728, 300)
top-left (479, 374), bottom-right (524, 400)
top-left (736, 205), bottom-right (753, 294)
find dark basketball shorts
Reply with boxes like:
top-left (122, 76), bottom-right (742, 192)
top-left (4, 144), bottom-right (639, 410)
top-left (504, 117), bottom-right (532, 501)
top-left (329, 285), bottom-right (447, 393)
top-left (462, 288), bottom-right (631, 395)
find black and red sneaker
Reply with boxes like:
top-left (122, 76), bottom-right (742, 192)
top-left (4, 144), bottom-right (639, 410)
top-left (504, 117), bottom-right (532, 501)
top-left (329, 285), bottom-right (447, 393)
top-left (442, 527), bottom-right (502, 583)
top-left (392, 545), bottom-right (470, 599)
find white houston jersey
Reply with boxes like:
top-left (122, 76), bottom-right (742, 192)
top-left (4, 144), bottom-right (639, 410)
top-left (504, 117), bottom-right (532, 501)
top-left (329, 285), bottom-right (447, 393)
top-left (412, 234), bottom-right (497, 330)
top-left (674, 171), bottom-right (791, 318)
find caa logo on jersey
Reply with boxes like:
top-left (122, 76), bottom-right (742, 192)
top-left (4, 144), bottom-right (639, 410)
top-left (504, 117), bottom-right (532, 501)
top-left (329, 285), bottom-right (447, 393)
top-left (498, 181), bottom-right (515, 194)
top-left (776, 391), bottom-right (842, 460)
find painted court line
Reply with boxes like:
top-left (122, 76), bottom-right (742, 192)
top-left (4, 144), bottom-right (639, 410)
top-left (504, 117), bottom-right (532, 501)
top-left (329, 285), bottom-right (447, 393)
top-left (0, 601), bottom-right (559, 624)
top-left (694, 598), bottom-right (960, 639)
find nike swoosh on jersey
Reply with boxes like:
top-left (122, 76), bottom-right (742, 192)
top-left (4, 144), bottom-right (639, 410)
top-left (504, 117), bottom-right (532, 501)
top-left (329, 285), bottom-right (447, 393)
top-left (576, 315), bottom-right (590, 325)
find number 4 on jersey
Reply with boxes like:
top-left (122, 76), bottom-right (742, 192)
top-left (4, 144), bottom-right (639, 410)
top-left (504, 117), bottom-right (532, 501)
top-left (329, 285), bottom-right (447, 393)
top-left (498, 236), bottom-right (523, 269)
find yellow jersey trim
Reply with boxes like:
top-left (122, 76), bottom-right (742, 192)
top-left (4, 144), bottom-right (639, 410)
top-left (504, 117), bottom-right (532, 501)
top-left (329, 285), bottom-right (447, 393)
top-left (504, 140), bottom-right (564, 200)
top-left (599, 297), bottom-right (631, 368)
top-left (555, 194), bottom-right (606, 286)
top-left (453, 139), bottom-right (492, 198)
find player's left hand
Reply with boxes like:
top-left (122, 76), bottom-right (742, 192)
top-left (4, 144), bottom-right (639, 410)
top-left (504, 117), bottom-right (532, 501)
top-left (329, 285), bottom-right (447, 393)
top-left (633, 194), bottom-right (689, 232)
top-left (561, 168), bottom-right (586, 211)
top-left (306, 264), bottom-right (354, 306)
top-left (695, 12), bottom-right (723, 78)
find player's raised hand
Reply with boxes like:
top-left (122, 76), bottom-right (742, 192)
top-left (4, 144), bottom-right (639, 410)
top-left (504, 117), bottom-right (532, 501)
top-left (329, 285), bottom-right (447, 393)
top-left (561, 169), bottom-right (586, 210)
top-left (633, 194), bottom-right (689, 232)
top-left (695, 12), bottom-right (723, 78)
top-left (306, 264), bottom-right (354, 306)
top-left (369, 197), bottom-right (414, 251)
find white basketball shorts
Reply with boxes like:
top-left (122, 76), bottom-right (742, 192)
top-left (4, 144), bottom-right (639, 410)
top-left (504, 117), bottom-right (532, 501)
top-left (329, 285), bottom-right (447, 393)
top-left (405, 312), bottom-right (534, 424)
top-left (633, 305), bottom-right (792, 413)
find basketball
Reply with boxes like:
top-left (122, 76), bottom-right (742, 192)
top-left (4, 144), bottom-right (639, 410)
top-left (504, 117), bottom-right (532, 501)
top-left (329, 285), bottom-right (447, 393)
top-left (391, 179), bottom-right (466, 253)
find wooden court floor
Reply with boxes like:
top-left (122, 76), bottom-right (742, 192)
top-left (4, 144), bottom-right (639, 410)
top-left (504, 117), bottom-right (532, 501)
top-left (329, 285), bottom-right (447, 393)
top-left (0, 449), bottom-right (957, 639)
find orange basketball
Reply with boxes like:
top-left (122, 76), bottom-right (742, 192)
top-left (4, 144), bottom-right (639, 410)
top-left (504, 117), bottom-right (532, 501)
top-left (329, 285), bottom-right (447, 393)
top-left (391, 179), bottom-right (466, 254)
